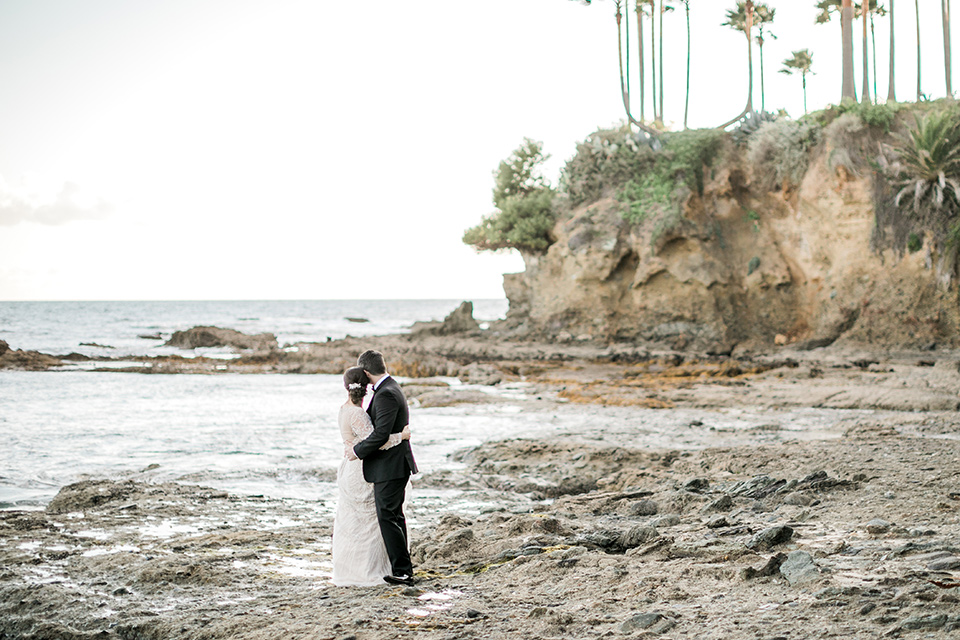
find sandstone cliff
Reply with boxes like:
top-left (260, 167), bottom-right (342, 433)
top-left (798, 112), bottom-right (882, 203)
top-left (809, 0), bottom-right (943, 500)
top-left (501, 133), bottom-right (960, 353)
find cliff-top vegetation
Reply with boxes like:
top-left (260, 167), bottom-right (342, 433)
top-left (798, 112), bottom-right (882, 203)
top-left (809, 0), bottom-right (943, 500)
top-left (464, 2), bottom-right (959, 273)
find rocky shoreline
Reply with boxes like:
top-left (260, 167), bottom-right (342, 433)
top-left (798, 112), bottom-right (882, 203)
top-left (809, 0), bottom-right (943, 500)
top-left (1, 422), bottom-right (958, 639)
top-left (2, 309), bottom-right (960, 638)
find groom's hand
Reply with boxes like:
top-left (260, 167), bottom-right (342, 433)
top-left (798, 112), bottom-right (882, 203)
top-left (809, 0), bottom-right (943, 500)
top-left (344, 445), bottom-right (358, 460)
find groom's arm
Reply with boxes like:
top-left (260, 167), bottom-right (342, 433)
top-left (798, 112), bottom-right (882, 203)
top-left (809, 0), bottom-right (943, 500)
top-left (353, 390), bottom-right (401, 459)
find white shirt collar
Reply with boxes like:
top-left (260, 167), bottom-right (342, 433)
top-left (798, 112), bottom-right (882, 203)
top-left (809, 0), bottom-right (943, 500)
top-left (373, 374), bottom-right (391, 391)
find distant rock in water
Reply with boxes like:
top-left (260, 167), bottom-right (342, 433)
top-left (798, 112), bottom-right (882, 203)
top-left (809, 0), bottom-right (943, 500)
top-left (0, 340), bottom-right (62, 371)
top-left (138, 333), bottom-right (163, 340)
top-left (164, 326), bottom-right (278, 352)
top-left (411, 301), bottom-right (481, 336)
top-left (79, 342), bottom-right (115, 349)
top-left (345, 317), bottom-right (369, 323)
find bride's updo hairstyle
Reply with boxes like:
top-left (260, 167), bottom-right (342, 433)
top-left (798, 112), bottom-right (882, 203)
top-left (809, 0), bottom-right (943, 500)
top-left (343, 366), bottom-right (370, 405)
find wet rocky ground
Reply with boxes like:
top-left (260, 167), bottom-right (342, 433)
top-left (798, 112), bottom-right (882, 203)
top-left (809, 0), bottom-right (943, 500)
top-left (2, 403), bottom-right (959, 638)
top-left (2, 334), bottom-right (960, 639)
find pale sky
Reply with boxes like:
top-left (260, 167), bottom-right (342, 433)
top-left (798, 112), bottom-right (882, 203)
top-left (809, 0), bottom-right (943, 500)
top-left (0, 0), bottom-right (952, 301)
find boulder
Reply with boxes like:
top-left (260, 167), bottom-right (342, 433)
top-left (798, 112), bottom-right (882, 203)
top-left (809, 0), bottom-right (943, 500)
top-left (164, 326), bottom-right (278, 352)
top-left (0, 339), bottom-right (8, 356)
top-left (779, 550), bottom-right (821, 586)
top-left (409, 301), bottom-right (481, 337)
top-left (747, 525), bottom-right (794, 550)
top-left (439, 301), bottom-right (481, 334)
top-left (458, 363), bottom-right (503, 385)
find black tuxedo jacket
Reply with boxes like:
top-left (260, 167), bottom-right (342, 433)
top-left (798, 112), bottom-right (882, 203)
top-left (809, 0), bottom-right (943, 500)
top-left (353, 376), bottom-right (418, 483)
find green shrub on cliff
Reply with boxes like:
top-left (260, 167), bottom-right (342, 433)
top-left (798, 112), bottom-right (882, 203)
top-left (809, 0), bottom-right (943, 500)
top-left (617, 129), bottom-right (726, 225)
top-left (561, 127), bottom-right (656, 207)
top-left (561, 127), bottom-right (725, 220)
top-left (834, 101), bottom-right (901, 133)
top-left (747, 118), bottom-right (822, 192)
top-left (463, 139), bottom-right (557, 253)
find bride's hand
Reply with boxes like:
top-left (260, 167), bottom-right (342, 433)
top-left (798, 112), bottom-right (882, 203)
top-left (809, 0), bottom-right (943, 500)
top-left (401, 425), bottom-right (411, 441)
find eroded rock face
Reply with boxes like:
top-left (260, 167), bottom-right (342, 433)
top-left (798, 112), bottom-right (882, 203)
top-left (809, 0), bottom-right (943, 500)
top-left (410, 301), bottom-right (481, 337)
top-left (439, 301), bottom-right (481, 334)
top-left (502, 145), bottom-right (960, 351)
top-left (164, 326), bottom-right (278, 352)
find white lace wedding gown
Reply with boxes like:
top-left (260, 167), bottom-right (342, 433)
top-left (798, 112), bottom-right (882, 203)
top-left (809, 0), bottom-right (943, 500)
top-left (331, 403), bottom-right (403, 587)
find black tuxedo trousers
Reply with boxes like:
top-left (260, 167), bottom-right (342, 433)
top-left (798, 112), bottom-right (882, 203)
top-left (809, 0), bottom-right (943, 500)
top-left (353, 376), bottom-right (418, 577)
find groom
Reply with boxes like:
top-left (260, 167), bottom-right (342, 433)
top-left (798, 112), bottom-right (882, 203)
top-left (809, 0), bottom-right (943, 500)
top-left (351, 349), bottom-right (418, 586)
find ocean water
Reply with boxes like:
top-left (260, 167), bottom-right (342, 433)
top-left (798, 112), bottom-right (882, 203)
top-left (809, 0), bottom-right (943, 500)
top-left (0, 300), bottom-right (514, 508)
top-left (0, 300), bottom-right (880, 511)
top-left (0, 369), bottom-right (563, 509)
top-left (0, 299), bottom-right (509, 358)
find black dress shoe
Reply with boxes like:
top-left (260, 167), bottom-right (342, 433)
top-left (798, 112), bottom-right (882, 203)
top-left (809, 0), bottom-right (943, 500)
top-left (383, 574), bottom-right (415, 586)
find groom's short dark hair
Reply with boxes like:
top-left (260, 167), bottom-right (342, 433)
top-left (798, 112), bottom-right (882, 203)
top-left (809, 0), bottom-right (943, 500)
top-left (358, 349), bottom-right (386, 375)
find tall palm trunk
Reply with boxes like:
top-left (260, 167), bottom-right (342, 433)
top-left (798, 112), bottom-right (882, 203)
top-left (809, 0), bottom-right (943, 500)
top-left (684, 1), bottom-right (691, 129)
top-left (803, 70), bottom-right (809, 114)
top-left (944, 0), bottom-right (953, 97)
top-left (651, 0), bottom-right (659, 123)
top-left (871, 10), bottom-right (878, 101)
top-left (614, 1), bottom-right (661, 136)
top-left (862, 1), bottom-right (872, 103)
top-left (888, 0), bottom-right (897, 102)
top-left (842, 0), bottom-right (857, 101)
top-left (637, 2), bottom-right (646, 121)
top-left (759, 31), bottom-right (767, 112)
top-left (616, 2), bottom-right (631, 116)
top-left (658, 0), bottom-right (665, 125)
top-left (719, 1), bottom-right (755, 128)
top-left (916, 0), bottom-right (922, 101)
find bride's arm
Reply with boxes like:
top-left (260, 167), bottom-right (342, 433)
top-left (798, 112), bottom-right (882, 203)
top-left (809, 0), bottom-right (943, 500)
top-left (380, 425), bottom-right (410, 450)
top-left (339, 412), bottom-right (355, 446)
top-left (349, 407), bottom-right (408, 451)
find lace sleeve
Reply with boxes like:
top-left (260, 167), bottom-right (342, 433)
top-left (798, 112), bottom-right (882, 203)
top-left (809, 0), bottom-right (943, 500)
top-left (381, 432), bottom-right (403, 450)
top-left (338, 410), bottom-right (355, 446)
top-left (349, 406), bottom-right (403, 450)
top-left (348, 408), bottom-right (373, 440)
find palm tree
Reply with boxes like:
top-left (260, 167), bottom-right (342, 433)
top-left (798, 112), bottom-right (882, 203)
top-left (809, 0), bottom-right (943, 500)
top-left (681, 0), bottom-right (691, 129)
top-left (888, 0), bottom-right (896, 102)
top-left (720, 1), bottom-right (756, 127)
top-left (658, 2), bottom-right (674, 125)
top-left (816, 0), bottom-right (857, 102)
top-left (753, 3), bottom-right (776, 113)
top-left (649, 0), bottom-right (659, 123)
top-left (863, 1), bottom-right (888, 103)
top-left (781, 49), bottom-right (815, 114)
top-left (573, 0), bottom-right (661, 134)
top-left (615, 1), bottom-right (631, 116)
top-left (861, 0), bottom-right (871, 103)
top-left (636, 1), bottom-right (648, 122)
top-left (916, 0), bottom-right (922, 101)
top-left (944, 0), bottom-right (953, 97)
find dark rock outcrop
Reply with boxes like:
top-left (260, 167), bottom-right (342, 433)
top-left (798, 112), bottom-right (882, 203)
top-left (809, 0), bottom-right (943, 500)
top-left (0, 341), bottom-right (61, 371)
top-left (164, 326), bottom-right (278, 352)
top-left (410, 301), bottom-right (481, 336)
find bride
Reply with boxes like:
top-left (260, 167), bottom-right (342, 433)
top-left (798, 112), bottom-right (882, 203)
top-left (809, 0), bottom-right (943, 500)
top-left (332, 366), bottom-right (410, 586)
